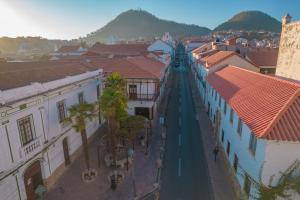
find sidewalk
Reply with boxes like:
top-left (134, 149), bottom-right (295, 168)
top-left (189, 71), bottom-right (244, 200)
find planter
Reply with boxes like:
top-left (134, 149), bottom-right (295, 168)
top-left (82, 168), bottom-right (98, 182)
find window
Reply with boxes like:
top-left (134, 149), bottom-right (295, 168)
top-left (18, 115), bottom-right (35, 146)
top-left (57, 100), bottom-right (67, 123)
top-left (129, 85), bottom-right (137, 99)
top-left (226, 141), bottom-right (231, 156)
top-left (218, 96), bottom-right (221, 107)
top-left (78, 92), bottom-right (84, 104)
top-left (215, 91), bottom-right (217, 101)
top-left (249, 134), bottom-right (257, 156)
top-left (224, 103), bottom-right (227, 115)
top-left (233, 154), bottom-right (238, 173)
top-left (237, 118), bottom-right (243, 135)
top-left (244, 174), bottom-right (251, 197)
top-left (230, 108), bottom-right (234, 124)
top-left (221, 130), bottom-right (225, 142)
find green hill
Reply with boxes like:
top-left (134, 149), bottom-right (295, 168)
top-left (84, 9), bottom-right (211, 43)
top-left (214, 11), bottom-right (281, 32)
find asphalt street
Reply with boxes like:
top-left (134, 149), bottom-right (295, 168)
top-left (159, 51), bottom-right (213, 200)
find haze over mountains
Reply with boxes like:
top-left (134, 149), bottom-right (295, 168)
top-left (0, 9), bottom-right (282, 57)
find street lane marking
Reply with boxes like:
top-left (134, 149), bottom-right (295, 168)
top-left (179, 134), bottom-right (182, 145)
top-left (178, 158), bottom-right (182, 177)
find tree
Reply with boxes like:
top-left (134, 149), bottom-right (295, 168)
top-left (239, 161), bottom-right (300, 200)
top-left (120, 115), bottom-right (146, 149)
top-left (66, 102), bottom-right (96, 176)
top-left (100, 73), bottom-right (128, 166)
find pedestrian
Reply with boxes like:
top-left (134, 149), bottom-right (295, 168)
top-left (213, 145), bottom-right (219, 162)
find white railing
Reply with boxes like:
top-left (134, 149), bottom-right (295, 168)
top-left (19, 137), bottom-right (43, 160)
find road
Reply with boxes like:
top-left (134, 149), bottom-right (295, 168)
top-left (159, 47), bottom-right (213, 200)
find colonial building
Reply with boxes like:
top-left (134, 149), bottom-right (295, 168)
top-left (147, 40), bottom-right (174, 57)
top-left (0, 61), bottom-right (103, 200)
top-left (206, 66), bottom-right (300, 199)
top-left (50, 45), bottom-right (87, 60)
top-left (191, 51), bottom-right (258, 102)
top-left (276, 14), bottom-right (300, 82)
top-left (246, 47), bottom-right (279, 75)
top-left (88, 56), bottom-right (170, 120)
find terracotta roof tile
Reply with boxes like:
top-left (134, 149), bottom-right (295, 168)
top-left (246, 48), bottom-right (278, 67)
top-left (57, 45), bottom-right (80, 53)
top-left (88, 43), bottom-right (149, 56)
top-left (207, 66), bottom-right (300, 141)
top-left (0, 61), bottom-right (98, 90)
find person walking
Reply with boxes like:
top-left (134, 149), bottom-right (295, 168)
top-left (213, 145), bottom-right (219, 162)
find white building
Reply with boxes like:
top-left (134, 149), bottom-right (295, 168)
top-left (50, 45), bottom-right (87, 60)
top-left (0, 61), bottom-right (103, 200)
top-left (191, 51), bottom-right (258, 102)
top-left (206, 66), bottom-right (300, 199)
top-left (147, 40), bottom-right (174, 57)
top-left (89, 56), bottom-right (170, 120)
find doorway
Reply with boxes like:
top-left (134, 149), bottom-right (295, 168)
top-left (63, 137), bottom-right (71, 166)
top-left (24, 160), bottom-right (44, 200)
top-left (135, 107), bottom-right (150, 119)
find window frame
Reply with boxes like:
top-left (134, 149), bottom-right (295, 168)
top-left (17, 115), bottom-right (36, 146)
top-left (224, 102), bottom-right (227, 115)
top-left (221, 129), bottom-right (225, 142)
top-left (249, 134), bottom-right (257, 156)
top-left (233, 154), bottom-right (238, 173)
top-left (237, 118), bottom-right (243, 135)
top-left (57, 100), bottom-right (67, 123)
top-left (230, 108), bottom-right (234, 124)
top-left (226, 140), bottom-right (231, 156)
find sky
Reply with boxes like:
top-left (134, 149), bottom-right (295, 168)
top-left (0, 0), bottom-right (299, 40)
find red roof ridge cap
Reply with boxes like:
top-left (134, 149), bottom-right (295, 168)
top-left (205, 51), bottom-right (236, 68)
top-left (262, 88), bottom-right (300, 139)
top-left (227, 65), bottom-right (300, 87)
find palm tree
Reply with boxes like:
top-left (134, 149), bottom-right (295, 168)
top-left (100, 73), bottom-right (128, 167)
top-left (67, 102), bottom-right (96, 177)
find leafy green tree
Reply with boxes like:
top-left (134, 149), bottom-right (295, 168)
top-left (120, 115), bottom-right (146, 149)
top-left (67, 102), bottom-right (96, 171)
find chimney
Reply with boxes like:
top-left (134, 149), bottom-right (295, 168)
top-left (282, 13), bottom-right (292, 25)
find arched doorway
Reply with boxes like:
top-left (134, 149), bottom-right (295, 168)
top-left (24, 160), bottom-right (44, 200)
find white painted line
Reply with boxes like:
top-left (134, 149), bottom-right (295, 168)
top-left (178, 158), bottom-right (182, 177)
top-left (178, 134), bottom-right (181, 146)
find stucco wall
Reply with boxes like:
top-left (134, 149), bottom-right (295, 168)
top-left (262, 141), bottom-right (300, 186)
top-left (276, 21), bottom-right (300, 82)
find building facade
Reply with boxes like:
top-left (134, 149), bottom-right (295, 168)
top-left (0, 62), bottom-right (103, 200)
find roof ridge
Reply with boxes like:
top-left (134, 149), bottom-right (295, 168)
top-left (263, 88), bottom-right (300, 138)
top-left (228, 65), bottom-right (300, 87)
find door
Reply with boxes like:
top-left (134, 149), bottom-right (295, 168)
top-left (24, 161), bottom-right (43, 200)
top-left (135, 107), bottom-right (150, 119)
top-left (63, 137), bottom-right (71, 166)
top-left (129, 85), bottom-right (137, 100)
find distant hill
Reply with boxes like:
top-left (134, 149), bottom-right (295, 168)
top-left (214, 11), bottom-right (281, 33)
top-left (84, 9), bottom-right (211, 44)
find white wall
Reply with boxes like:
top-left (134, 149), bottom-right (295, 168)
top-left (148, 40), bottom-right (174, 56)
top-left (262, 141), bottom-right (300, 186)
top-left (0, 72), bottom-right (103, 200)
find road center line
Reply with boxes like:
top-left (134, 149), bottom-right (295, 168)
top-left (178, 158), bottom-right (182, 177)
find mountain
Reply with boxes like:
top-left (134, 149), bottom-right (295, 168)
top-left (214, 11), bottom-right (281, 32)
top-left (84, 9), bottom-right (211, 44)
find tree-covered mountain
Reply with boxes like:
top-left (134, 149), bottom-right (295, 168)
top-left (84, 9), bottom-right (211, 44)
top-left (214, 11), bottom-right (281, 32)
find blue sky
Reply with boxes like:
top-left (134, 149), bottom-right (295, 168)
top-left (0, 0), bottom-right (299, 39)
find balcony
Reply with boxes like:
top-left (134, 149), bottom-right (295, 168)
top-left (19, 137), bottom-right (43, 160)
top-left (128, 93), bottom-right (157, 101)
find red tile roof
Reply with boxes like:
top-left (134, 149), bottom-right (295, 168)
top-left (88, 43), bottom-right (149, 56)
top-left (246, 48), bottom-right (279, 67)
top-left (89, 56), bottom-right (166, 79)
top-left (207, 66), bottom-right (300, 141)
top-left (56, 45), bottom-right (80, 53)
top-left (0, 61), bottom-right (99, 90)
top-left (198, 51), bottom-right (235, 68)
